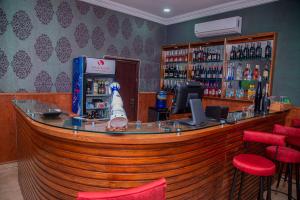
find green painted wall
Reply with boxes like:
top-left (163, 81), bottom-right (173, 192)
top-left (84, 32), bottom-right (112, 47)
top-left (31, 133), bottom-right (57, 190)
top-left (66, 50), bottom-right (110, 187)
top-left (166, 0), bottom-right (300, 106)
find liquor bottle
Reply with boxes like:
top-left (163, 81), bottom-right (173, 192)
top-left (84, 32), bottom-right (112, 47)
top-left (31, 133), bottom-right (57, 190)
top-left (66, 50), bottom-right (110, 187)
top-left (184, 49), bottom-right (188, 62)
top-left (250, 43), bottom-right (256, 59)
top-left (198, 47), bottom-right (202, 62)
top-left (169, 65), bottom-right (174, 78)
top-left (192, 48), bottom-right (196, 62)
top-left (263, 63), bottom-right (269, 81)
top-left (236, 45), bottom-right (241, 60)
top-left (211, 82), bottom-right (216, 96)
top-left (261, 83), bottom-right (270, 114)
top-left (204, 81), bottom-right (209, 96)
top-left (236, 63), bottom-right (243, 80)
top-left (219, 66), bottom-right (223, 79)
top-left (230, 46), bottom-right (235, 60)
top-left (247, 67), bottom-right (252, 81)
top-left (254, 76), bottom-right (262, 113)
top-left (228, 65), bottom-right (232, 81)
top-left (207, 49), bottom-right (212, 61)
top-left (216, 49), bottom-right (220, 61)
top-left (243, 43), bottom-right (250, 59)
top-left (243, 64), bottom-right (250, 80)
top-left (207, 66), bottom-right (211, 78)
top-left (102, 80), bottom-right (106, 94)
top-left (204, 48), bottom-right (208, 62)
top-left (164, 65), bottom-right (168, 78)
top-left (256, 42), bottom-right (262, 58)
top-left (218, 81), bottom-right (222, 97)
top-left (265, 41), bottom-right (272, 58)
top-left (239, 45), bottom-right (244, 60)
top-left (252, 65), bottom-right (260, 80)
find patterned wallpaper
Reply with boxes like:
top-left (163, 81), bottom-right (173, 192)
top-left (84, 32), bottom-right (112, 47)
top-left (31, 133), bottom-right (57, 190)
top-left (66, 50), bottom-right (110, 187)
top-left (0, 0), bottom-right (166, 93)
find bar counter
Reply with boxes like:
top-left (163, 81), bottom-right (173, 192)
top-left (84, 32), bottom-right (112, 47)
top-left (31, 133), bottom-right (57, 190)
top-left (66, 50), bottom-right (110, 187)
top-left (14, 100), bottom-right (287, 200)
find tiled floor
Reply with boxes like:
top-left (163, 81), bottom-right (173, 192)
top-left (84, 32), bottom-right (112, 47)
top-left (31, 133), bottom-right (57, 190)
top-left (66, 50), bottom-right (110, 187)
top-left (0, 162), bottom-right (23, 200)
top-left (0, 162), bottom-right (297, 200)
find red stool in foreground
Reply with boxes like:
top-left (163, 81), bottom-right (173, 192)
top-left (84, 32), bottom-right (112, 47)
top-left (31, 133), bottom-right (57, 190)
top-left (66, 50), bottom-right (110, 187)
top-left (77, 178), bottom-right (166, 200)
top-left (230, 131), bottom-right (286, 200)
top-left (266, 146), bottom-right (300, 200)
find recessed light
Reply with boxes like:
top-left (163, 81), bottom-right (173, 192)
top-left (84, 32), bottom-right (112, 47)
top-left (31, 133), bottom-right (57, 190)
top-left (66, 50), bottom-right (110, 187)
top-left (163, 8), bottom-right (171, 13)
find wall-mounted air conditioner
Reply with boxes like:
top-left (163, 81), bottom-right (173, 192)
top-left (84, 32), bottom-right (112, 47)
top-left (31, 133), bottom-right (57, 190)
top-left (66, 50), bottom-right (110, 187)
top-left (194, 16), bottom-right (242, 38)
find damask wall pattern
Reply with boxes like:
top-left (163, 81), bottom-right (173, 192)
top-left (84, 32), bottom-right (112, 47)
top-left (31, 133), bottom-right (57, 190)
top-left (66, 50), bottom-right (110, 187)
top-left (0, 0), bottom-right (166, 93)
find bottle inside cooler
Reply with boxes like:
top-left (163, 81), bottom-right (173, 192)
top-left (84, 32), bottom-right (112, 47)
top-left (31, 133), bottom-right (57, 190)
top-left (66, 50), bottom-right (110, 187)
top-left (85, 78), bottom-right (113, 120)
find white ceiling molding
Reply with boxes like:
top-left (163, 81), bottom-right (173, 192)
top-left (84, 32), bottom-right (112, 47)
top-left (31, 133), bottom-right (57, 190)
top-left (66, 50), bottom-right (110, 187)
top-left (81, 0), bottom-right (167, 24)
top-left (165, 0), bottom-right (278, 25)
top-left (82, 0), bottom-right (278, 25)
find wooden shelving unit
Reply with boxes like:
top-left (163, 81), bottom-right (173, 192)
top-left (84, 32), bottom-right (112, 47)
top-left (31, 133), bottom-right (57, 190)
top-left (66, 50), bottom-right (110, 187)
top-left (160, 32), bottom-right (277, 103)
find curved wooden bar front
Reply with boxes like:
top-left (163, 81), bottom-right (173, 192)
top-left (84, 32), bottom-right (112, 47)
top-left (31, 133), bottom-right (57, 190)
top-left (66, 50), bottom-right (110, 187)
top-left (15, 106), bottom-right (287, 200)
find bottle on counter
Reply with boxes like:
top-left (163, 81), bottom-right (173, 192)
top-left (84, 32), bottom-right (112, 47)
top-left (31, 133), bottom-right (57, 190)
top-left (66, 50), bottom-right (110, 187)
top-left (263, 63), bottom-right (270, 81)
top-left (254, 76), bottom-right (263, 113)
top-left (261, 83), bottom-right (270, 114)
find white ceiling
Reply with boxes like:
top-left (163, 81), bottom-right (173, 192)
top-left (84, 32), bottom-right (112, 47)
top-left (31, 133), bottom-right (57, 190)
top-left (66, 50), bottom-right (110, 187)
top-left (110, 0), bottom-right (234, 18)
top-left (82, 0), bottom-right (278, 25)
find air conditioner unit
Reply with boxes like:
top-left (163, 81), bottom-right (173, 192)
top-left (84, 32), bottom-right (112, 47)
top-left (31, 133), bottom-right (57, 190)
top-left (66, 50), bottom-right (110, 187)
top-left (194, 16), bottom-right (242, 38)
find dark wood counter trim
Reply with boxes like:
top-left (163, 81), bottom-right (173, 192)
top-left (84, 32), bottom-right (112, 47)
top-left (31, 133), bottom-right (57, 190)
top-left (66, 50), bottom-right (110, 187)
top-left (15, 105), bottom-right (287, 200)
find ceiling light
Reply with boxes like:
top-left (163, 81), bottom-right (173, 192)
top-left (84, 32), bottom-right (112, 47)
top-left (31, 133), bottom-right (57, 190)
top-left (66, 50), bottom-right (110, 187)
top-left (163, 8), bottom-right (171, 13)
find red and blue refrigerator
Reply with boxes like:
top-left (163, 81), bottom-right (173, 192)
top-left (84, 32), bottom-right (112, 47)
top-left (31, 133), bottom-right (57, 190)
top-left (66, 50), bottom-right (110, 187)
top-left (72, 57), bottom-right (115, 120)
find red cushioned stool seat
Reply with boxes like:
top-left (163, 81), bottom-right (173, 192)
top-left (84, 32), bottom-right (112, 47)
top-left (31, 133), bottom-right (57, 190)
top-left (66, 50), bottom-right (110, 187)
top-left (266, 146), bottom-right (300, 163)
top-left (273, 124), bottom-right (300, 138)
top-left (233, 154), bottom-right (276, 176)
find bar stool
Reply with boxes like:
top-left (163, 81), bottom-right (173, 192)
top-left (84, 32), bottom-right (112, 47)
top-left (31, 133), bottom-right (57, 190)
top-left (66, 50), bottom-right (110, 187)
top-left (230, 131), bottom-right (286, 200)
top-left (274, 124), bottom-right (300, 138)
top-left (270, 124), bottom-right (300, 200)
top-left (266, 146), bottom-right (300, 200)
top-left (77, 178), bottom-right (166, 200)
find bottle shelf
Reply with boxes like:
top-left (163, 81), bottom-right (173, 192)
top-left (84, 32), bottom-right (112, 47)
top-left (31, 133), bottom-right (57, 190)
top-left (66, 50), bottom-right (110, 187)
top-left (160, 32), bottom-right (276, 103)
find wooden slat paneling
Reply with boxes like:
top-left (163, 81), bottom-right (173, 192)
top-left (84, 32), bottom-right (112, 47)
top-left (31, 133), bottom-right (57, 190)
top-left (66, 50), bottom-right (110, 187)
top-left (0, 93), bottom-right (72, 164)
top-left (15, 103), bottom-right (287, 200)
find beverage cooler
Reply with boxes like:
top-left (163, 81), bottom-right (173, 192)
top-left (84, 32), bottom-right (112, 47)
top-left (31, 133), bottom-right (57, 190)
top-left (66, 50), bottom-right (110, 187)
top-left (72, 57), bottom-right (115, 120)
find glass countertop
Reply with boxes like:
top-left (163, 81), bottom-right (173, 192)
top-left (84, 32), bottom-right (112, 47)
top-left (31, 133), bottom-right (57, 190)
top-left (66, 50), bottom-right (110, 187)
top-left (13, 99), bottom-right (276, 135)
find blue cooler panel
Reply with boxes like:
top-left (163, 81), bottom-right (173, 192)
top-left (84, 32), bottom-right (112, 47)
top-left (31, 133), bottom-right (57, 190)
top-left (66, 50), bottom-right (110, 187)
top-left (72, 57), bottom-right (84, 115)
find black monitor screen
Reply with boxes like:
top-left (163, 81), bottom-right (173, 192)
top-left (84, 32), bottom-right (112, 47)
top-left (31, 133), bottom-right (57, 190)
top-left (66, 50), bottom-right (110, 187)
top-left (172, 82), bottom-right (204, 114)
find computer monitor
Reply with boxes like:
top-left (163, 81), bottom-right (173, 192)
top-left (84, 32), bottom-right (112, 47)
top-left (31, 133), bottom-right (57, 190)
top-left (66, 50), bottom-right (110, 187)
top-left (172, 82), bottom-right (206, 126)
top-left (172, 82), bottom-right (204, 114)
